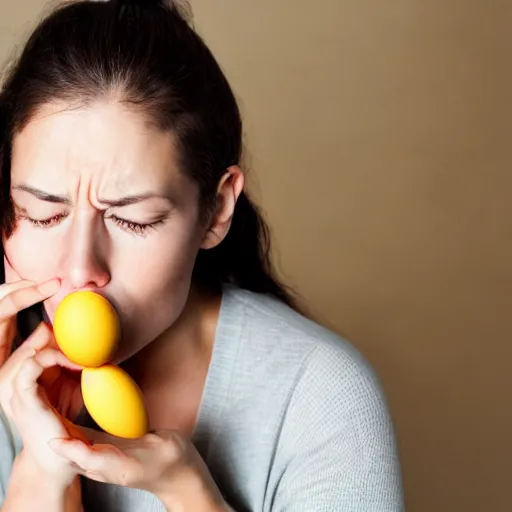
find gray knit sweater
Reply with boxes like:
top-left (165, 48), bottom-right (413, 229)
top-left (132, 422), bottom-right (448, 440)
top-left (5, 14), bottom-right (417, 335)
top-left (0, 286), bottom-right (404, 511)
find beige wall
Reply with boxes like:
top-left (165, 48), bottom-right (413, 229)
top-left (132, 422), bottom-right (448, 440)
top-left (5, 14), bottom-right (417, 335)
top-left (1, 1), bottom-right (511, 511)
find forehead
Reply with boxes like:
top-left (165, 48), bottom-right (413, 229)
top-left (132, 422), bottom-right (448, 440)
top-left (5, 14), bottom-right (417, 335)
top-left (11, 101), bottom-right (183, 196)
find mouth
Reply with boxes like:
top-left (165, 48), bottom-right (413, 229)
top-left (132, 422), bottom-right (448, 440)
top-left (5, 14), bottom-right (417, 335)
top-left (43, 289), bottom-right (122, 333)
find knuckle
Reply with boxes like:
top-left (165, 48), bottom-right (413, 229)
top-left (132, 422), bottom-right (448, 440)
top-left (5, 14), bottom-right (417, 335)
top-left (144, 432), bottom-right (164, 445)
top-left (0, 286), bottom-right (42, 320)
top-left (118, 470), bottom-right (131, 487)
top-left (120, 462), bottom-right (144, 487)
top-left (0, 294), bottom-right (17, 318)
top-left (143, 432), bottom-right (183, 461)
top-left (0, 283), bottom-right (18, 302)
top-left (26, 325), bottom-right (52, 349)
top-left (13, 357), bottom-right (36, 392)
top-left (34, 347), bottom-right (53, 362)
top-left (161, 436), bottom-right (184, 461)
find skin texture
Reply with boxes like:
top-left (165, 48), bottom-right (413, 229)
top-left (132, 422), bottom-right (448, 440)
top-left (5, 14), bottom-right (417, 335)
top-left (4, 100), bottom-right (242, 363)
top-left (0, 100), bottom-right (244, 510)
top-left (6, 101), bottom-right (201, 363)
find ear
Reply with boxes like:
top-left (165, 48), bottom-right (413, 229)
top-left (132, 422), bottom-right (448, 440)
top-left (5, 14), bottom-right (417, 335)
top-left (201, 166), bottom-right (244, 250)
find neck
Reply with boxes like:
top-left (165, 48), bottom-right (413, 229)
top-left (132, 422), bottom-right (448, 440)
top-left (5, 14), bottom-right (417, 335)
top-left (125, 285), bottom-right (222, 436)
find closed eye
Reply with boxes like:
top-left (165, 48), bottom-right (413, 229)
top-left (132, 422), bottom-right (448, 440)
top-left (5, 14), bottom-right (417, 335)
top-left (24, 213), bottom-right (67, 227)
top-left (106, 214), bottom-right (166, 235)
top-left (20, 211), bottom-right (166, 236)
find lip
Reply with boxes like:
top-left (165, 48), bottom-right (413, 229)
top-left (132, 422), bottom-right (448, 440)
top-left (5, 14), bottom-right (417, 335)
top-left (59, 287), bottom-right (115, 305)
top-left (45, 287), bottom-right (121, 323)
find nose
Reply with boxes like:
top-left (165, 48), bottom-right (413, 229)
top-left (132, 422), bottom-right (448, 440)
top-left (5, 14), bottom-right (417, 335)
top-left (61, 212), bottom-right (111, 290)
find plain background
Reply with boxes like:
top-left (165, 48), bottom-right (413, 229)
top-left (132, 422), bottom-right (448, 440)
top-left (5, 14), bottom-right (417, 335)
top-left (1, 1), bottom-right (511, 511)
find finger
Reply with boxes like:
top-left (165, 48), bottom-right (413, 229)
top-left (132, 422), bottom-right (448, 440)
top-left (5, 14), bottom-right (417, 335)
top-left (35, 348), bottom-right (82, 372)
top-left (77, 426), bottom-right (148, 450)
top-left (14, 347), bottom-right (82, 399)
top-left (0, 280), bottom-right (59, 365)
top-left (0, 279), bottom-right (36, 300)
top-left (49, 438), bottom-right (128, 484)
top-left (0, 278), bottom-right (60, 322)
top-left (0, 319), bottom-right (49, 365)
top-left (77, 426), bottom-right (125, 445)
top-left (2, 323), bottom-right (55, 377)
top-left (0, 281), bottom-right (38, 362)
top-left (25, 321), bottom-right (56, 350)
top-left (0, 322), bottom-right (50, 376)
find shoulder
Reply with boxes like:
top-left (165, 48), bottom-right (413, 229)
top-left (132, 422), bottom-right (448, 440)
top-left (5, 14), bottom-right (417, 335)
top-left (223, 285), bottom-right (350, 346)
top-left (224, 287), bottom-right (404, 509)
top-left (223, 285), bottom-right (396, 436)
top-left (223, 285), bottom-right (381, 391)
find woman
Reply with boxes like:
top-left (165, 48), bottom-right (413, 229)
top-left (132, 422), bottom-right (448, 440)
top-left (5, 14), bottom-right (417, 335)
top-left (0, 0), bottom-right (404, 510)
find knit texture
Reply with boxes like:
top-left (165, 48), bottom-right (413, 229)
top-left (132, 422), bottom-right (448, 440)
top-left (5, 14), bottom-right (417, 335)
top-left (0, 286), bottom-right (404, 511)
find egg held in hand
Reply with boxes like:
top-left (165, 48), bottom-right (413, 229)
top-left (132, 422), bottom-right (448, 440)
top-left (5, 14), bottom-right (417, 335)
top-left (82, 365), bottom-right (149, 439)
top-left (53, 291), bottom-right (120, 367)
top-left (53, 291), bottom-right (149, 438)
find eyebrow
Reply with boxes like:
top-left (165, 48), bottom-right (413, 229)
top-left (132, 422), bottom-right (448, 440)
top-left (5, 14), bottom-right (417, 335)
top-left (12, 185), bottom-right (173, 207)
top-left (13, 185), bottom-right (71, 204)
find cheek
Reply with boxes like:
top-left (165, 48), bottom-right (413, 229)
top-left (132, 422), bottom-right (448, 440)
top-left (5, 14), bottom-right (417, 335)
top-left (109, 223), bottom-right (204, 359)
top-left (119, 227), bottom-right (200, 310)
top-left (3, 226), bottom-right (60, 282)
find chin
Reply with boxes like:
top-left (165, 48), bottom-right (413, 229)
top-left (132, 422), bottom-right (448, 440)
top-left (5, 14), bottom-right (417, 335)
top-left (113, 332), bottom-right (153, 367)
top-left (112, 346), bottom-right (136, 365)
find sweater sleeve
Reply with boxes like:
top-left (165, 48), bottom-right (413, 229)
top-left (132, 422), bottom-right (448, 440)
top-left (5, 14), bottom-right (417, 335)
top-left (269, 339), bottom-right (404, 512)
top-left (0, 406), bottom-right (20, 507)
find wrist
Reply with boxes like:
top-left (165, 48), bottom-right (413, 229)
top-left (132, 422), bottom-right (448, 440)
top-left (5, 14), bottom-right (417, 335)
top-left (157, 466), bottom-right (226, 512)
top-left (16, 449), bottom-right (74, 493)
top-left (3, 450), bottom-right (79, 512)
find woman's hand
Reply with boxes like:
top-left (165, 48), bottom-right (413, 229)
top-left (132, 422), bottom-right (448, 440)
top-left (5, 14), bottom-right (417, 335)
top-left (0, 275), bottom-right (83, 426)
top-left (0, 276), bottom-right (60, 365)
top-left (1, 322), bottom-right (85, 484)
top-left (1, 262), bottom-right (84, 422)
top-left (0, 273), bottom-right (86, 483)
top-left (0, 273), bottom-right (85, 510)
top-left (0, 275), bottom-right (62, 418)
top-left (49, 428), bottom-right (230, 511)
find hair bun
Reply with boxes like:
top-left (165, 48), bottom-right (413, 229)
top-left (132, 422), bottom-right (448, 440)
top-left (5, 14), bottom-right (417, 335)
top-left (166, 0), bottom-right (194, 25)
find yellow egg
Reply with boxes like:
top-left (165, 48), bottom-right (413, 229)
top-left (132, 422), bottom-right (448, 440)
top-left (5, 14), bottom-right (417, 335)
top-left (53, 291), bottom-right (120, 367)
top-left (81, 364), bottom-right (149, 439)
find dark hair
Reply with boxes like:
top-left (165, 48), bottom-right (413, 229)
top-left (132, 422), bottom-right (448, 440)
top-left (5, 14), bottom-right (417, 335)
top-left (0, 0), bottom-right (297, 308)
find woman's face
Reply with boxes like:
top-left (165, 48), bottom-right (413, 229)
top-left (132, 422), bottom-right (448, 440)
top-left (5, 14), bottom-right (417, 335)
top-left (3, 101), bottom-right (207, 362)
